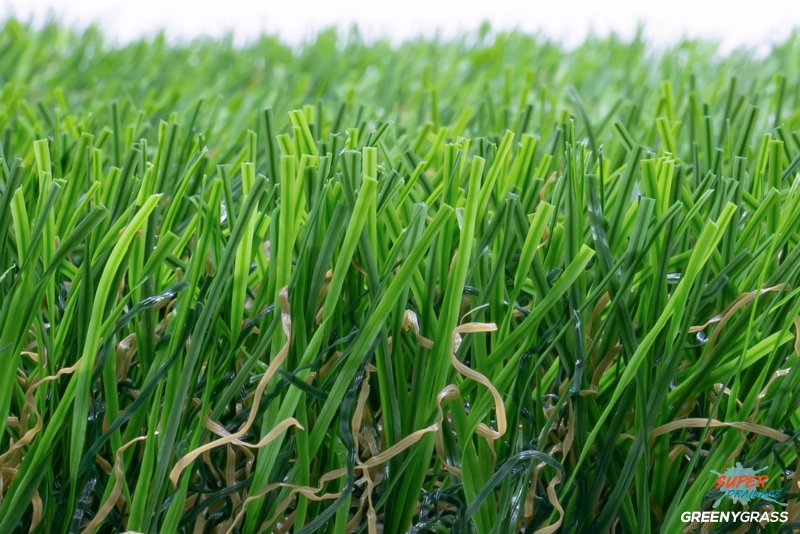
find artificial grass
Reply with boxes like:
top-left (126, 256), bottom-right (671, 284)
top-left (1, 17), bottom-right (800, 533)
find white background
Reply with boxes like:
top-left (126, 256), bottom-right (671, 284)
top-left (3, 0), bottom-right (799, 52)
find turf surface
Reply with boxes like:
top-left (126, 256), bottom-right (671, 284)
top-left (1, 19), bottom-right (800, 533)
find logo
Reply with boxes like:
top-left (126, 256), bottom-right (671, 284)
top-left (711, 462), bottom-right (784, 508)
top-left (680, 462), bottom-right (788, 524)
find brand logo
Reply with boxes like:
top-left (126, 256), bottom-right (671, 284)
top-left (680, 462), bottom-right (788, 524)
top-left (711, 462), bottom-right (783, 508)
